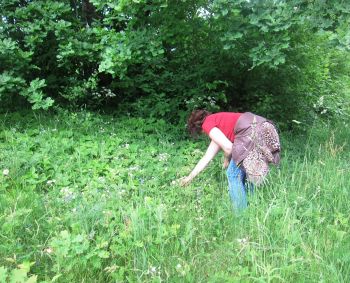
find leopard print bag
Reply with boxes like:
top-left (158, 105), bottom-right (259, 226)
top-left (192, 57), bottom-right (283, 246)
top-left (242, 120), bottom-right (281, 185)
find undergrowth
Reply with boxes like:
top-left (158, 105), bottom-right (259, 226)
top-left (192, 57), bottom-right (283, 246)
top-left (0, 111), bottom-right (349, 282)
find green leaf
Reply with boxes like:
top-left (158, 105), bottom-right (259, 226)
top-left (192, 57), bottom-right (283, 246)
top-left (20, 79), bottom-right (54, 110)
top-left (26, 275), bottom-right (37, 283)
top-left (10, 268), bottom-right (28, 283)
top-left (0, 267), bottom-right (8, 282)
top-left (97, 250), bottom-right (110, 259)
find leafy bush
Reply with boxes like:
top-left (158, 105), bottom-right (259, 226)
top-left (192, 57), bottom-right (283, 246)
top-left (0, 1), bottom-right (349, 126)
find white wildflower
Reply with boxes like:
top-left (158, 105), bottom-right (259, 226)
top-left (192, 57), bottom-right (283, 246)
top-left (146, 265), bottom-right (160, 276)
top-left (175, 263), bottom-right (186, 276)
top-left (47, 179), bottom-right (56, 185)
top-left (44, 247), bottom-right (53, 254)
top-left (3, 169), bottom-right (9, 176)
top-left (158, 153), bottom-right (169, 162)
top-left (129, 165), bottom-right (140, 171)
top-left (237, 237), bottom-right (249, 246)
top-left (61, 187), bottom-right (75, 202)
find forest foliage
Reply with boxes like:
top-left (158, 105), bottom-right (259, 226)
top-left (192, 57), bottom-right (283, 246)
top-left (0, 111), bottom-right (349, 282)
top-left (1, 0), bottom-right (350, 126)
top-left (1, 2), bottom-right (350, 281)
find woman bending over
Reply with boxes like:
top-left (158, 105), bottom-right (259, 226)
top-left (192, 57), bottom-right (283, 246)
top-left (180, 110), bottom-right (281, 210)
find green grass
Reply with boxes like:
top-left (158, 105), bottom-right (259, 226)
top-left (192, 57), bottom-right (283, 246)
top-left (0, 111), bottom-right (349, 282)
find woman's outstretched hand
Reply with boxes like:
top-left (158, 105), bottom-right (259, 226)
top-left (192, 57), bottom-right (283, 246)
top-left (178, 176), bottom-right (192, 187)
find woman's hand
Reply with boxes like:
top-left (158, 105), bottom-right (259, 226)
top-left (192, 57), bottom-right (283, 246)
top-left (179, 176), bottom-right (192, 186)
top-left (178, 140), bottom-right (221, 187)
top-left (223, 158), bottom-right (230, 169)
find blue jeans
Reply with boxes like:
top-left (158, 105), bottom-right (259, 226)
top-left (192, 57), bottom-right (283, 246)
top-left (226, 160), bottom-right (253, 211)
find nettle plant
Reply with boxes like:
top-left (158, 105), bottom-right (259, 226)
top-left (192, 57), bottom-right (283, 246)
top-left (0, 262), bottom-right (37, 283)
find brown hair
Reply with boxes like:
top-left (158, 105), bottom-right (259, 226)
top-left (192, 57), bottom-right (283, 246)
top-left (187, 110), bottom-right (211, 138)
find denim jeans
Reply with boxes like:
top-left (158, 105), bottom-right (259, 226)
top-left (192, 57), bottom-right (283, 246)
top-left (226, 160), bottom-right (253, 211)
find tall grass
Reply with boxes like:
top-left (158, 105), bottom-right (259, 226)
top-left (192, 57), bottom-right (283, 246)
top-left (0, 111), bottom-right (349, 282)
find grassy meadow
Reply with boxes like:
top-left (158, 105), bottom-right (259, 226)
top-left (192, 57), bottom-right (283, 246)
top-left (0, 111), bottom-right (349, 282)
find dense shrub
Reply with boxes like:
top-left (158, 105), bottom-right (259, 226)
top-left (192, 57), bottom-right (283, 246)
top-left (1, 0), bottom-right (349, 126)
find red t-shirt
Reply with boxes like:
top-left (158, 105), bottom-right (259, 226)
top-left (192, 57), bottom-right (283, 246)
top-left (202, 112), bottom-right (242, 142)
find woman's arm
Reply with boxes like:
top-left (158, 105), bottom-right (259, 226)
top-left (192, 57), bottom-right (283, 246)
top-left (209, 127), bottom-right (233, 169)
top-left (179, 127), bottom-right (233, 186)
top-left (208, 127), bottom-right (233, 157)
top-left (179, 140), bottom-right (220, 186)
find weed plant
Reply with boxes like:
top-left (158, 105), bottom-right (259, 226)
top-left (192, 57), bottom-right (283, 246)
top-left (0, 111), bottom-right (349, 282)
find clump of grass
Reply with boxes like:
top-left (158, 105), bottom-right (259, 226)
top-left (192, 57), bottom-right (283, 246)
top-left (0, 111), bottom-right (349, 282)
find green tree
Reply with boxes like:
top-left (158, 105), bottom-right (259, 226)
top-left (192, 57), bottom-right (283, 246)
top-left (0, 0), bottom-right (349, 125)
